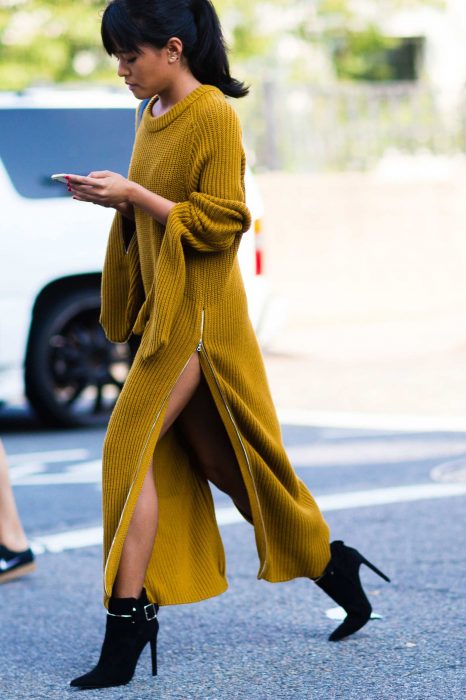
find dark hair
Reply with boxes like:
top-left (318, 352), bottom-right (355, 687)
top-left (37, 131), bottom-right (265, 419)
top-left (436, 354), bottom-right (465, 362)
top-left (101, 0), bottom-right (249, 98)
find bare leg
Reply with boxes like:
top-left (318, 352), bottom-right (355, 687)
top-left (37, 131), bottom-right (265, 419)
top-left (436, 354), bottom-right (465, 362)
top-left (113, 353), bottom-right (202, 598)
top-left (0, 440), bottom-right (29, 551)
top-left (177, 377), bottom-right (252, 519)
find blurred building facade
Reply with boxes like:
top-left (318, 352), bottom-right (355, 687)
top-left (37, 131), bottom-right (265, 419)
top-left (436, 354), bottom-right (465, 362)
top-left (239, 0), bottom-right (466, 172)
top-left (379, 0), bottom-right (466, 117)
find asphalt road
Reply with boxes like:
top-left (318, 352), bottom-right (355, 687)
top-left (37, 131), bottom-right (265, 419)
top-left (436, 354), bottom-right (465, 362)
top-left (0, 408), bottom-right (465, 700)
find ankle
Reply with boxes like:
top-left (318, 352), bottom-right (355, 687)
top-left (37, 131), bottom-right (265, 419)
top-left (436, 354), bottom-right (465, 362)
top-left (0, 534), bottom-right (29, 552)
top-left (112, 583), bottom-right (144, 600)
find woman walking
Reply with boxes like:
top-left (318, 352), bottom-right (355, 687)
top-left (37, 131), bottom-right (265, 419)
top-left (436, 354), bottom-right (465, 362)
top-left (68, 0), bottom-right (389, 689)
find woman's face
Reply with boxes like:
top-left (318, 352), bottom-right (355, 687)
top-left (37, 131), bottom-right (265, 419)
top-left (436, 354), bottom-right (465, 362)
top-left (116, 45), bottom-right (174, 98)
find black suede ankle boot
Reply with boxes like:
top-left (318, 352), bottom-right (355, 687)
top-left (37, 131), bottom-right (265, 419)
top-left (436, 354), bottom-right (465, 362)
top-left (70, 588), bottom-right (159, 689)
top-left (315, 540), bottom-right (390, 642)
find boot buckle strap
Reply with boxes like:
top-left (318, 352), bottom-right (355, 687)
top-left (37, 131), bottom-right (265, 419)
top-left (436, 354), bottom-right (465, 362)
top-left (144, 603), bottom-right (157, 621)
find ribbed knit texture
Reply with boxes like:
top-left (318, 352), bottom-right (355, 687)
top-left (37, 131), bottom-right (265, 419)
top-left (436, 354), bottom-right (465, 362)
top-left (100, 85), bottom-right (330, 607)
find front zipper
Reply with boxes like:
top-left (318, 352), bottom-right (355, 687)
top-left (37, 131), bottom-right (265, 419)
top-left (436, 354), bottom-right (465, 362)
top-left (196, 308), bottom-right (205, 352)
top-left (197, 332), bottom-right (269, 579)
top-left (107, 307), bottom-right (206, 592)
top-left (106, 305), bottom-right (268, 593)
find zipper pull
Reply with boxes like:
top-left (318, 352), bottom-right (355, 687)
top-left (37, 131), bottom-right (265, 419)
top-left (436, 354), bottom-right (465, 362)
top-left (197, 309), bottom-right (205, 353)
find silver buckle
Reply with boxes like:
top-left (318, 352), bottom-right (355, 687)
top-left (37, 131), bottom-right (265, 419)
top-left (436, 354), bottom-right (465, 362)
top-left (144, 603), bottom-right (157, 621)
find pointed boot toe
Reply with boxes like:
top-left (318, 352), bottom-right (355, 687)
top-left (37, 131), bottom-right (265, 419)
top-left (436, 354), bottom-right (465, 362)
top-left (70, 589), bottom-right (159, 689)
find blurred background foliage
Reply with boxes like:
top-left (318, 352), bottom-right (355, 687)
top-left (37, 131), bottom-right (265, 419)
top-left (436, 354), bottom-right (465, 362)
top-left (0, 0), bottom-right (286, 89)
top-left (1, 0), bottom-right (459, 171)
top-left (0, 0), bottom-right (439, 90)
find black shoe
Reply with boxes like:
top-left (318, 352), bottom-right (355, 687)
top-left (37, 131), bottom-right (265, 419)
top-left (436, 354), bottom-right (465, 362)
top-left (0, 544), bottom-right (35, 584)
top-left (315, 540), bottom-right (390, 641)
top-left (70, 588), bottom-right (159, 689)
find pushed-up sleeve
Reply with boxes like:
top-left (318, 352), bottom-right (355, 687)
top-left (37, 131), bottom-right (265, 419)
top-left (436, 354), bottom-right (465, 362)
top-left (166, 100), bottom-right (251, 251)
top-left (140, 100), bottom-right (251, 359)
top-left (169, 191), bottom-right (249, 252)
top-left (100, 212), bottom-right (144, 343)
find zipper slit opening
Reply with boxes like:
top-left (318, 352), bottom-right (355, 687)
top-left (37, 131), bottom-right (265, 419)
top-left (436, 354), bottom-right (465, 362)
top-left (199, 345), bottom-right (269, 578)
top-left (104, 349), bottom-right (197, 596)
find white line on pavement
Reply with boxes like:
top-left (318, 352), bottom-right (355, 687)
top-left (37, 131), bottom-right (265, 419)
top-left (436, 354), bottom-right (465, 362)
top-left (8, 449), bottom-right (90, 465)
top-left (30, 481), bottom-right (466, 555)
top-left (317, 482), bottom-right (466, 510)
top-left (286, 439), bottom-right (466, 468)
top-left (277, 409), bottom-right (466, 433)
top-left (32, 527), bottom-right (103, 554)
top-left (8, 463), bottom-right (48, 479)
top-left (12, 460), bottom-right (102, 485)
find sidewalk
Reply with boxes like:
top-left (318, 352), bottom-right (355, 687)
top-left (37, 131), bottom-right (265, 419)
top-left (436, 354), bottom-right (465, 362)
top-left (258, 171), bottom-right (466, 418)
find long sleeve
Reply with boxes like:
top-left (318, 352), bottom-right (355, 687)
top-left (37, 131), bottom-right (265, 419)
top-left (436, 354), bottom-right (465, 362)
top-left (100, 212), bottom-right (145, 343)
top-left (167, 102), bottom-right (251, 252)
top-left (140, 100), bottom-right (251, 359)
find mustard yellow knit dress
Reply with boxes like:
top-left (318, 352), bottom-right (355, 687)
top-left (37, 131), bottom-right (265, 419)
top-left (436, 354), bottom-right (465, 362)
top-left (100, 85), bottom-right (330, 607)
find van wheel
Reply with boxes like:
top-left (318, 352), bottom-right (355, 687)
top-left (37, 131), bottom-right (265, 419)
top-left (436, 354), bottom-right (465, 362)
top-left (25, 289), bottom-right (136, 428)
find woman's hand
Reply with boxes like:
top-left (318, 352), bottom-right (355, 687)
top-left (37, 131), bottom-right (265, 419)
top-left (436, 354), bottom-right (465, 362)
top-left (68, 171), bottom-right (176, 226)
top-left (67, 171), bottom-right (132, 208)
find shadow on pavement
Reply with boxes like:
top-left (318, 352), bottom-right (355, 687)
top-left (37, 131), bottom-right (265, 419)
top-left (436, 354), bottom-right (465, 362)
top-left (0, 405), bottom-right (46, 432)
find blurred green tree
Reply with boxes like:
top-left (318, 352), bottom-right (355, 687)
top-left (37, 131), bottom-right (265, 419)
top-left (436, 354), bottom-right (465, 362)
top-left (0, 0), bottom-right (109, 89)
top-left (307, 0), bottom-right (445, 82)
top-left (0, 0), bottom-right (447, 90)
top-left (0, 0), bottom-right (285, 90)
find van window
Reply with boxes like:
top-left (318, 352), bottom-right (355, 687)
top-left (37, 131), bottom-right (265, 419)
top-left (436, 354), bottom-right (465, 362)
top-left (0, 108), bottom-right (135, 199)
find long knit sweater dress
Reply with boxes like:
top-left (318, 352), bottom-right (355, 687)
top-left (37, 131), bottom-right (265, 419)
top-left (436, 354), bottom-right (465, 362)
top-left (100, 85), bottom-right (330, 607)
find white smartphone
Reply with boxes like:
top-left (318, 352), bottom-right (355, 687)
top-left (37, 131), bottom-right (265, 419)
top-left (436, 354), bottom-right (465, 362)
top-left (51, 173), bottom-right (69, 184)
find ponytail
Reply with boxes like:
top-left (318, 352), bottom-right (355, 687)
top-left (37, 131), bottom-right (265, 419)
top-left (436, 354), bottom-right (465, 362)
top-left (188, 0), bottom-right (249, 98)
top-left (101, 0), bottom-right (249, 99)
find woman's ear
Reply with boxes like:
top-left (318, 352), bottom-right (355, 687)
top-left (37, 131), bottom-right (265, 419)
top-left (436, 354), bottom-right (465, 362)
top-left (166, 37), bottom-right (183, 63)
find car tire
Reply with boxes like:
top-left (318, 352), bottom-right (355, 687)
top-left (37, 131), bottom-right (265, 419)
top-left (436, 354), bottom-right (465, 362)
top-left (25, 288), bottom-right (136, 428)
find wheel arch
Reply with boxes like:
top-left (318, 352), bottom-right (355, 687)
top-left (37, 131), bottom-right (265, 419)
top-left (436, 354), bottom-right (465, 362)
top-left (26, 273), bottom-right (102, 353)
top-left (23, 272), bottom-right (130, 427)
top-left (30, 273), bottom-right (102, 321)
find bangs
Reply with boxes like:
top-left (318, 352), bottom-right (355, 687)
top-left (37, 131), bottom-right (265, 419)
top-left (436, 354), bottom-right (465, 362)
top-left (101, 3), bottom-right (145, 56)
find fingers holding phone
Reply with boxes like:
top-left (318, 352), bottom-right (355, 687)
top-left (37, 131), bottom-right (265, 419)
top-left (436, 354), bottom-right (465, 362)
top-left (51, 173), bottom-right (69, 184)
top-left (66, 171), bottom-right (130, 208)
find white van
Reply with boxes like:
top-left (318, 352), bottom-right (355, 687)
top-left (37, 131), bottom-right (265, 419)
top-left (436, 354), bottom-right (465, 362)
top-left (0, 88), bottom-right (272, 427)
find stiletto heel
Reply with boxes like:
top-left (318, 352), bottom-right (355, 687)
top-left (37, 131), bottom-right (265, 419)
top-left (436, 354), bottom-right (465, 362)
top-left (150, 636), bottom-right (158, 676)
top-left (358, 553), bottom-right (390, 582)
top-left (315, 540), bottom-right (390, 642)
top-left (70, 588), bottom-right (159, 689)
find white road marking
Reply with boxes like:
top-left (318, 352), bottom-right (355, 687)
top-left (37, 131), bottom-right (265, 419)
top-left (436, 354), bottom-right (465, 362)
top-left (8, 463), bottom-right (48, 479)
top-left (317, 482), bottom-right (466, 510)
top-left (9, 449), bottom-right (93, 484)
top-left (287, 439), bottom-right (466, 468)
top-left (32, 527), bottom-right (103, 555)
top-left (8, 449), bottom-right (89, 465)
top-left (29, 481), bottom-right (466, 555)
top-left (12, 460), bottom-right (102, 485)
top-left (277, 409), bottom-right (466, 433)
